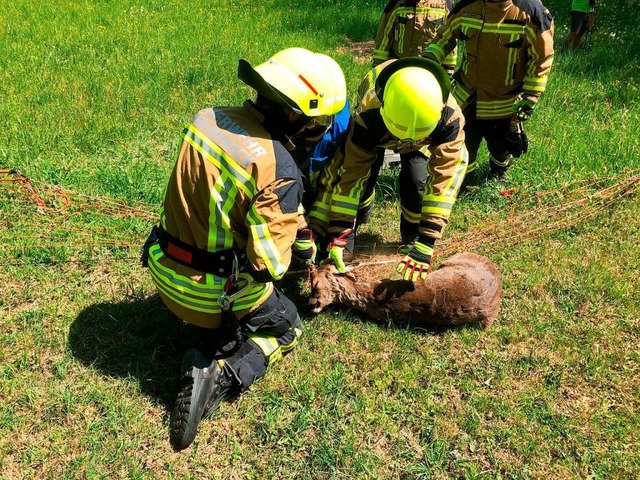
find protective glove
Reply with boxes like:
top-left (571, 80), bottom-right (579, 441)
top-left (506, 121), bottom-right (529, 158)
top-left (325, 229), bottom-right (354, 273)
top-left (291, 228), bottom-right (317, 266)
top-left (513, 97), bottom-right (536, 122)
top-left (396, 238), bottom-right (434, 282)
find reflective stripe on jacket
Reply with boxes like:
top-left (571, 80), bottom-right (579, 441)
top-left (425, 0), bottom-right (554, 119)
top-left (310, 60), bottom-right (468, 243)
top-left (149, 101), bottom-right (302, 324)
top-left (374, 0), bottom-right (457, 70)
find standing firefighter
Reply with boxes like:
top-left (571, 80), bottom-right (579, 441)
top-left (424, 0), bottom-right (554, 180)
top-left (310, 58), bottom-right (468, 281)
top-left (145, 48), bottom-right (346, 450)
top-left (373, 0), bottom-right (457, 73)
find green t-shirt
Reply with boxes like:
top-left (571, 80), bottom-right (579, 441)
top-left (572, 0), bottom-right (593, 13)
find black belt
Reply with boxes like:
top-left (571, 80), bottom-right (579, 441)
top-left (157, 226), bottom-right (247, 277)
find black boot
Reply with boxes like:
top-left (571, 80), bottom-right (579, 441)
top-left (169, 348), bottom-right (237, 451)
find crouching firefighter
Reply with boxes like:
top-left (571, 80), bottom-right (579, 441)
top-left (310, 57), bottom-right (468, 281)
top-left (142, 48), bottom-right (346, 450)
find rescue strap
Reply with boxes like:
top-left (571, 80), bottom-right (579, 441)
top-left (157, 226), bottom-right (247, 277)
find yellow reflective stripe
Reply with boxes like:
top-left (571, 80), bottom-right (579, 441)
top-left (373, 49), bottom-right (389, 61)
top-left (425, 43), bottom-right (445, 62)
top-left (148, 246), bottom-right (225, 314)
top-left (308, 206), bottom-right (329, 223)
top-left (476, 99), bottom-right (516, 119)
top-left (332, 193), bottom-right (359, 211)
top-left (394, 6), bottom-right (446, 16)
top-left (159, 205), bottom-right (167, 229)
top-left (234, 282), bottom-right (273, 310)
top-left (246, 204), bottom-right (287, 281)
top-left (398, 23), bottom-right (406, 55)
top-left (279, 328), bottom-right (302, 354)
top-left (481, 23), bottom-right (526, 35)
top-left (490, 154), bottom-right (512, 168)
top-left (183, 125), bottom-right (256, 199)
top-left (401, 205), bottom-right (421, 223)
top-left (442, 50), bottom-right (457, 68)
top-left (359, 191), bottom-right (375, 209)
top-left (414, 241), bottom-right (434, 257)
top-left (505, 34), bottom-right (519, 86)
top-left (377, 9), bottom-right (400, 54)
top-left (148, 244), bottom-right (220, 293)
top-left (247, 334), bottom-right (282, 364)
top-left (525, 26), bottom-right (541, 79)
top-left (452, 83), bottom-right (471, 105)
top-left (444, 151), bottom-right (469, 197)
top-left (524, 76), bottom-right (547, 92)
top-left (208, 173), bottom-right (236, 251)
top-left (422, 195), bottom-right (455, 217)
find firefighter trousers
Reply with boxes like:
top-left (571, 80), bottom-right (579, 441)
top-left (363, 148), bottom-right (428, 244)
top-left (463, 114), bottom-right (513, 175)
top-left (193, 288), bottom-right (301, 393)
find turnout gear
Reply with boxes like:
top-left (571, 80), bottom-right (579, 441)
top-left (147, 48), bottom-right (345, 450)
top-left (424, 0), bottom-right (554, 119)
top-left (238, 47), bottom-right (347, 117)
top-left (309, 58), bottom-right (467, 271)
top-left (147, 102), bottom-right (302, 328)
top-left (374, 0), bottom-right (457, 73)
top-left (396, 236), bottom-right (434, 281)
top-left (424, 0), bottom-right (554, 175)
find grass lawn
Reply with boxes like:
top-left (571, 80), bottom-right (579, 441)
top-left (1, 0), bottom-right (639, 478)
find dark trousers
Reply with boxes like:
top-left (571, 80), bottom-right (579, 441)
top-left (204, 288), bottom-right (300, 392)
top-left (363, 148), bottom-right (428, 244)
top-left (463, 109), bottom-right (513, 175)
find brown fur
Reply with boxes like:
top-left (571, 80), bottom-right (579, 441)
top-left (309, 252), bottom-right (502, 329)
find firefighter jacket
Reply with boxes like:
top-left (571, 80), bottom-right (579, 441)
top-left (147, 101), bottom-right (304, 326)
top-left (374, 0), bottom-right (457, 72)
top-left (424, 0), bottom-right (554, 120)
top-left (309, 60), bottom-right (468, 244)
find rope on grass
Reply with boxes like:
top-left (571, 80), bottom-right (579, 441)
top-left (0, 168), bottom-right (638, 268)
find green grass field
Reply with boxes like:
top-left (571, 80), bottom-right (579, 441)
top-left (1, 1), bottom-right (639, 478)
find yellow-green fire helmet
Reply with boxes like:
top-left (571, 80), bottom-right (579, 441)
top-left (376, 57), bottom-right (451, 141)
top-left (238, 47), bottom-right (347, 117)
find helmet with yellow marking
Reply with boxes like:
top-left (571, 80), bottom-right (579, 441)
top-left (238, 47), bottom-right (347, 118)
top-left (376, 58), bottom-right (451, 141)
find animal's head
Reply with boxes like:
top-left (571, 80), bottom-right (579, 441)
top-left (308, 264), bottom-right (357, 313)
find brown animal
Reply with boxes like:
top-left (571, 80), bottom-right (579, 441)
top-left (309, 252), bottom-right (502, 329)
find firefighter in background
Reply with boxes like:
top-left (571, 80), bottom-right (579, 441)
top-left (309, 57), bottom-right (468, 280)
top-left (366, 0), bottom-right (459, 248)
top-left (373, 0), bottom-right (457, 73)
top-left (424, 0), bottom-right (554, 181)
top-left (145, 48), bottom-right (346, 450)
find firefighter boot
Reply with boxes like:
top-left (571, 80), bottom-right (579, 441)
top-left (169, 348), bottom-right (237, 451)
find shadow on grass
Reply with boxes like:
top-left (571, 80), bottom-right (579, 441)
top-left (68, 295), bottom-right (202, 411)
top-left (68, 281), bottom-right (316, 411)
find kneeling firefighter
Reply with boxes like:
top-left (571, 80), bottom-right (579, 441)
top-left (143, 48), bottom-right (346, 450)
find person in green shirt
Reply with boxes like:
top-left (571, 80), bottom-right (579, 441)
top-left (563, 0), bottom-right (597, 52)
